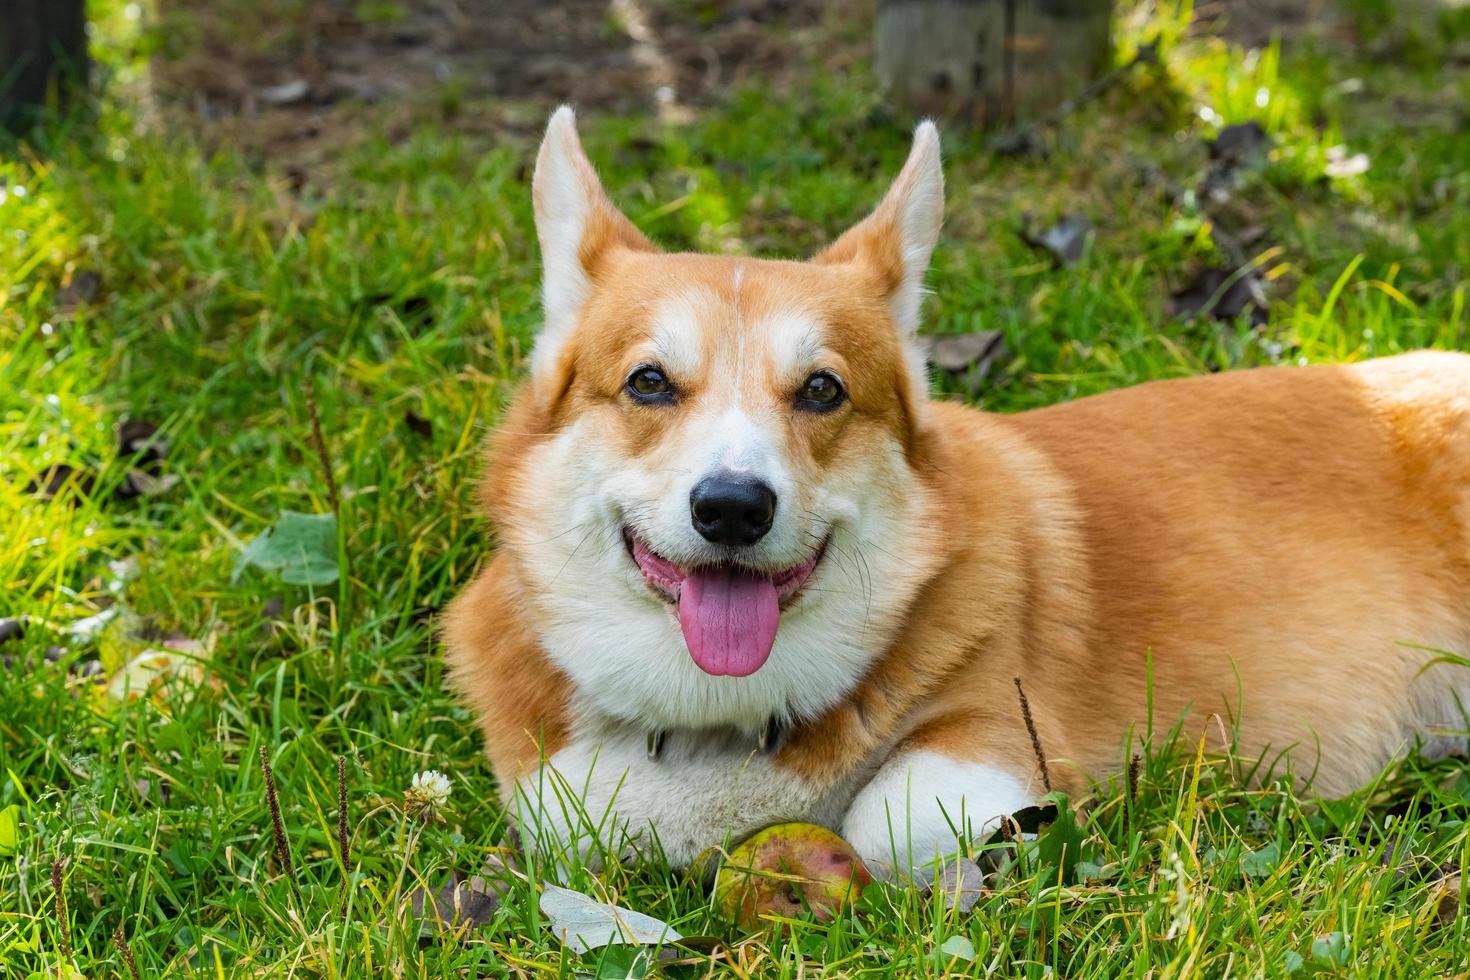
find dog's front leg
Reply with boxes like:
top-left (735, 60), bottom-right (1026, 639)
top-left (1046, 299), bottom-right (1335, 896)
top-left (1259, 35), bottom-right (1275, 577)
top-left (840, 742), bottom-right (1039, 875)
top-left (511, 728), bottom-right (835, 873)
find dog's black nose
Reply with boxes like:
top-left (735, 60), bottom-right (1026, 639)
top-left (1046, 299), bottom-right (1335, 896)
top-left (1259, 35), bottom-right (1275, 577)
top-left (690, 474), bottom-right (776, 546)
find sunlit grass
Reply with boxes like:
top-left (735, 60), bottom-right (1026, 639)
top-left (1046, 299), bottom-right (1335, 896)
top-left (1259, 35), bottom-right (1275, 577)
top-left (1, 0), bottom-right (1468, 975)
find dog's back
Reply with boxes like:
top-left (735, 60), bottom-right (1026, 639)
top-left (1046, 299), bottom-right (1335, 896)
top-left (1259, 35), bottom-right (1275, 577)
top-left (995, 351), bottom-right (1470, 792)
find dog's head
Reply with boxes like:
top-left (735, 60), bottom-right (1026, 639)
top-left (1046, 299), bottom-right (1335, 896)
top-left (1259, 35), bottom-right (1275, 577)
top-left (492, 108), bottom-right (945, 732)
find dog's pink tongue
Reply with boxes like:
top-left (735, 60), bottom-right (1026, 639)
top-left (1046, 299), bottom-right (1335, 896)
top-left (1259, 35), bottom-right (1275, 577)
top-left (678, 567), bottom-right (780, 677)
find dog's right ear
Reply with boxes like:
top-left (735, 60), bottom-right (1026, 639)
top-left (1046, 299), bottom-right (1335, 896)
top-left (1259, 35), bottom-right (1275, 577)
top-left (813, 121), bottom-right (944, 338)
top-left (531, 106), bottom-right (654, 379)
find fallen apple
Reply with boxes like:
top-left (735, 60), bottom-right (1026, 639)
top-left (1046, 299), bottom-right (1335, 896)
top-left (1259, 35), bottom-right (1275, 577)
top-left (713, 823), bottom-right (873, 930)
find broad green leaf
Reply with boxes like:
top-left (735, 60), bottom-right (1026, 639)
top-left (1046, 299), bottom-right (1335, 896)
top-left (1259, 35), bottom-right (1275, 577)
top-left (1076, 859), bottom-right (1117, 883)
top-left (1034, 792), bottom-right (1092, 886)
top-left (1241, 841), bottom-right (1281, 878)
top-left (935, 935), bottom-right (976, 963)
top-left (235, 511), bottom-right (340, 586)
top-left (1311, 931), bottom-right (1349, 967)
top-left (592, 945), bottom-right (655, 979)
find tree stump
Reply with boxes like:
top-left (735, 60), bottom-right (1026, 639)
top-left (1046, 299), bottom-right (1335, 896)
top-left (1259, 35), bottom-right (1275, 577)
top-left (876, 0), bottom-right (1112, 126)
top-left (0, 0), bottom-right (90, 133)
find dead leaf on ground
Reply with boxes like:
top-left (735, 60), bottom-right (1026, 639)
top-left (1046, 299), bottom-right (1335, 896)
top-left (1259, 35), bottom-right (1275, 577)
top-left (1208, 122), bottom-right (1272, 165)
top-left (132, 777), bottom-right (174, 805)
top-left (409, 876), bottom-right (503, 933)
top-left (117, 470), bottom-right (182, 499)
top-left (540, 884), bottom-right (682, 954)
top-left (406, 853), bottom-right (517, 937)
top-left (923, 331), bottom-right (1007, 374)
top-left (114, 419), bottom-right (178, 499)
top-left (918, 857), bottom-right (986, 913)
top-left (117, 419), bottom-right (167, 471)
top-left (56, 270), bottom-right (101, 311)
top-left (24, 422), bottom-right (175, 504)
top-left (107, 647), bottom-right (214, 703)
top-left (0, 619), bottom-right (25, 673)
top-left (0, 618), bottom-right (24, 645)
top-left (1199, 121), bottom-right (1273, 204)
top-left (1429, 872), bottom-right (1462, 929)
top-left (358, 292), bottom-right (433, 325)
top-left (1021, 213), bottom-right (1091, 266)
top-left (1170, 266), bottom-right (1268, 325)
top-left (921, 331), bottom-right (1012, 397)
top-left (989, 129), bottom-right (1048, 159)
top-left (24, 464), bottom-right (97, 501)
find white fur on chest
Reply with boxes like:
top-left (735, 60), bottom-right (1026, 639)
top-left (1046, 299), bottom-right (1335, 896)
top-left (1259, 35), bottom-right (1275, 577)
top-left (512, 724), bottom-right (864, 870)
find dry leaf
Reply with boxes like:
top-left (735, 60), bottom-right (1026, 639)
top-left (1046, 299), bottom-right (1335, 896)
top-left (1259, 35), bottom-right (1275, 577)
top-left (107, 647), bottom-right (213, 703)
top-left (1170, 266), bottom-right (1268, 325)
top-left (1208, 122), bottom-right (1272, 164)
top-left (1021, 213), bottom-right (1091, 266)
top-left (1428, 871), bottom-right (1462, 930)
top-left (410, 876), bottom-right (503, 932)
top-left (922, 331), bottom-right (1008, 375)
top-left (540, 885), bottom-right (681, 954)
top-left (921, 857), bottom-right (986, 913)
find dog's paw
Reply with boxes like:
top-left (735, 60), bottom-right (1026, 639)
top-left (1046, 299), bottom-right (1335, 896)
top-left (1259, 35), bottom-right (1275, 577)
top-left (839, 750), bottom-right (1033, 874)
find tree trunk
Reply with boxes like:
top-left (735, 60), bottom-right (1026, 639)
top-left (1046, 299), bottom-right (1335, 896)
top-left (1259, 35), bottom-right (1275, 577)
top-left (0, 0), bottom-right (90, 133)
top-left (876, 0), bottom-right (1111, 126)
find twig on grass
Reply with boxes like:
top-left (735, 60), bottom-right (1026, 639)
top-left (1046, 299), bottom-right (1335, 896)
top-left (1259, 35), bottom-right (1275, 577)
top-left (1014, 677), bottom-right (1052, 794)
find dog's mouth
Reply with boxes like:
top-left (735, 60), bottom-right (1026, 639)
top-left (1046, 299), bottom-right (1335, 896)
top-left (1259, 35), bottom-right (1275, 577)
top-left (622, 529), bottom-right (826, 678)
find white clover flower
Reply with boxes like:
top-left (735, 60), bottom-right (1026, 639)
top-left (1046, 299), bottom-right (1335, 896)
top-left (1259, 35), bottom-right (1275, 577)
top-left (406, 769), bottom-right (453, 821)
top-left (412, 769), bottom-right (452, 802)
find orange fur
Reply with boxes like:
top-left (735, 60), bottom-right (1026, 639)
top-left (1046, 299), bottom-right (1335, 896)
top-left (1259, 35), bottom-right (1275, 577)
top-left (778, 356), bottom-right (1470, 798)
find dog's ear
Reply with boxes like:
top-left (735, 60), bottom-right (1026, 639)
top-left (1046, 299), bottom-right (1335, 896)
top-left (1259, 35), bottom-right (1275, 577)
top-left (531, 106), bottom-right (655, 377)
top-left (814, 121), bottom-right (944, 336)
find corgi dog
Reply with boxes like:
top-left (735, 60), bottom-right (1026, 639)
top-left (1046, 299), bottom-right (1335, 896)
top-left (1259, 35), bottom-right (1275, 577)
top-left (445, 107), bottom-right (1470, 874)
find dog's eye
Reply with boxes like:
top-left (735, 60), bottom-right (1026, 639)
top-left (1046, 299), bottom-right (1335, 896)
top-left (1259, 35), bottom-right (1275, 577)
top-left (626, 366), bottom-right (674, 404)
top-left (796, 371), bottom-right (846, 411)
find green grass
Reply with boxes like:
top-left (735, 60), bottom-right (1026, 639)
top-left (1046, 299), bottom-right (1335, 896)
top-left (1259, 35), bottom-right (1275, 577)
top-left (2, 1), bottom-right (1469, 975)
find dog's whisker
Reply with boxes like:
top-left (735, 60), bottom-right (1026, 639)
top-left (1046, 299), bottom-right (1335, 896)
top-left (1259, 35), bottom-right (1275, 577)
top-left (519, 520), bottom-right (593, 547)
top-left (546, 524), bottom-right (602, 588)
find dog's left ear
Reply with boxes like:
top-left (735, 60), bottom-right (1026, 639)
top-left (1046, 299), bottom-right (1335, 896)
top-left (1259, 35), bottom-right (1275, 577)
top-left (814, 121), bottom-right (944, 336)
top-left (531, 106), bottom-right (655, 379)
